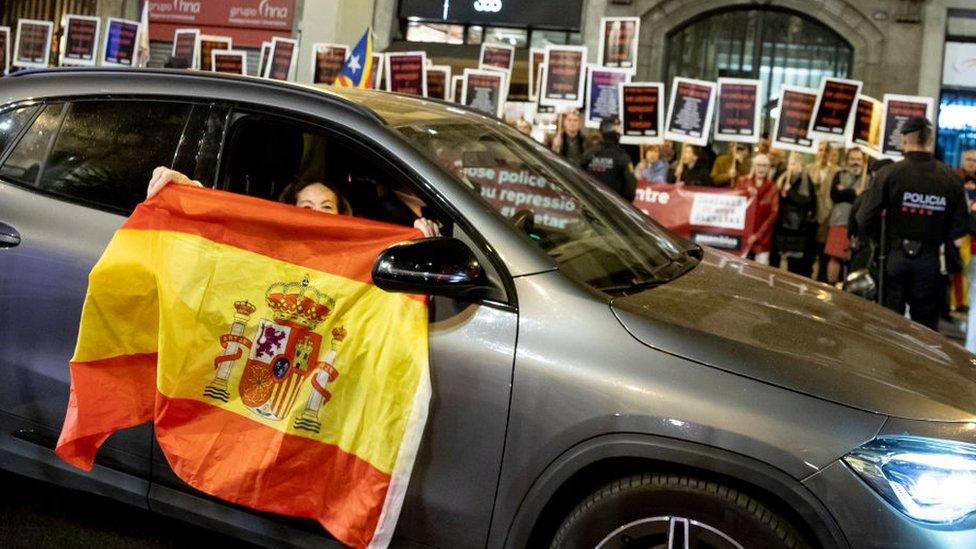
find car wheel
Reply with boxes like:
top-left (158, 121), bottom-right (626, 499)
top-left (549, 473), bottom-right (809, 549)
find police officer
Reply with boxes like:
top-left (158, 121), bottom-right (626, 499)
top-left (856, 117), bottom-right (969, 330)
top-left (581, 116), bottom-right (637, 202)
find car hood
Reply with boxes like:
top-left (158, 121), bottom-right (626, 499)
top-left (611, 249), bottom-right (976, 421)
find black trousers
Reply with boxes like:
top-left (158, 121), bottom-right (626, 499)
top-left (882, 248), bottom-right (944, 330)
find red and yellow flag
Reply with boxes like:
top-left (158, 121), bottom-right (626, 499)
top-left (56, 186), bottom-right (430, 549)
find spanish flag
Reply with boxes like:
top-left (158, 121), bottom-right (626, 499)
top-left (56, 186), bottom-right (430, 549)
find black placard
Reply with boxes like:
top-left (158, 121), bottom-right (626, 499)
top-left (103, 19), bottom-right (139, 67)
top-left (774, 86), bottom-right (817, 153)
top-left (386, 53), bottom-right (426, 96)
top-left (463, 69), bottom-right (506, 118)
top-left (172, 29), bottom-right (198, 69)
top-left (200, 36), bottom-right (231, 72)
top-left (665, 78), bottom-right (716, 146)
top-left (715, 80), bottom-right (760, 142)
top-left (881, 96), bottom-right (932, 158)
top-left (313, 44), bottom-right (347, 85)
top-left (619, 83), bottom-right (663, 145)
top-left (213, 51), bottom-right (245, 75)
top-left (0, 27), bottom-right (9, 74)
top-left (810, 78), bottom-right (861, 140)
top-left (399, 0), bottom-right (582, 29)
top-left (15, 20), bottom-right (52, 67)
top-left (267, 38), bottom-right (296, 81)
top-left (480, 44), bottom-right (513, 73)
top-left (541, 47), bottom-right (584, 106)
top-left (600, 18), bottom-right (638, 69)
top-left (852, 96), bottom-right (881, 153)
top-left (426, 68), bottom-right (448, 100)
top-left (62, 16), bottom-right (98, 65)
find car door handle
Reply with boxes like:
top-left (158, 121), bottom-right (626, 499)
top-left (0, 222), bottom-right (21, 248)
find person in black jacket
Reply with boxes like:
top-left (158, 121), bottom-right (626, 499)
top-left (668, 144), bottom-right (713, 186)
top-left (550, 110), bottom-right (587, 166)
top-left (856, 117), bottom-right (969, 329)
top-left (581, 117), bottom-right (636, 201)
top-left (774, 152), bottom-right (818, 276)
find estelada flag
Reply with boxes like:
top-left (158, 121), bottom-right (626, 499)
top-left (56, 185), bottom-right (431, 549)
top-left (335, 28), bottom-right (373, 89)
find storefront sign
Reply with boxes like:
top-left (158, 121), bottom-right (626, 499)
top-left (200, 35), bottom-right (232, 72)
top-left (598, 17), bottom-right (639, 71)
top-left (0, 27), bottom-right (9, 75)
top-left (880, 94), bottom-right (935, 159)
top-left (528, 48), bottom-right (545, 100)
top-left (943, 42), bottom-right (976, 89)
top-left (618, 82), bottom-right (664, 145)
top-left (665, 77), bottom-right (717, 146)
top-left (715, 78), bottom-right (762, 144)
top-left (399, 0), bottom-right (583, 30)
top-left (584, 66), bottom-right (630, 128)
top-left (809, 77), bottom-right (862, 144)
top-left (539, 45), bottom-right (587, 109)
top-left (311, 43), bottom-right (348, 85)
top-left (60, 15), bottom-right (100, 66)
top-left (172, 28), bottom-right (200, 69)
top-left (101, 18), bottom-right (141, 67)
top-left (462, 68), bottom-right (507, 118)
top-left (212, 49), bottom-right (246, 74)
top-left (773, 85), bottom-right (818, 154)
top-left (426, 65), bottom-right (451, 100)
top-left (386, 51), bottom-right (427, 96)
top-left (852, 95), bottom-right (882, 158)
top-left (264, 36), bottom-right (297, 80)
top-left (148, 0), bottom-right (296, 46)
top-left (633, 182), bottom-right (756, 255)
top-left (479, 43), bottom-right (514, 74)
top-left (13, 19), bottom-right (53, 69)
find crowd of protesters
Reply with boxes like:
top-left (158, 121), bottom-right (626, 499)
top-left (536, 110), bottom-right (976, 304)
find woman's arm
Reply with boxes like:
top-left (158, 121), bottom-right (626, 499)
top-left (147, 166), bottom-right (203, 199)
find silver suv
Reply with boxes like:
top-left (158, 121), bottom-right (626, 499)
top-left (2, 69), bottom-right (976, 548)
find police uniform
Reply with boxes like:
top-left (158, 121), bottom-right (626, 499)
top-left (581, 117), bottom-right (637, 202)
top-left (856, 118), bottom-right (968, 330)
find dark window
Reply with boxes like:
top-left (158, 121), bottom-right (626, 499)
top-left (0, 105), bottom-right (40, 159)
top-left (33, 101), bottom-right (192, 213)
top-left (0, 103), bottom-right (64, 186)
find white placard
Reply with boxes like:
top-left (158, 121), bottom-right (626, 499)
top-left (664, 77), bottom-right (717, 146)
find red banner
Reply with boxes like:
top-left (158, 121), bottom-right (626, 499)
top-left (633, 181), bottom-right (757, 255)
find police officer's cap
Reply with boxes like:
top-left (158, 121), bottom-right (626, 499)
top-left (600, 116), bottom-right (621, 134)
top-left (901, 116), bottom-right (932, 135)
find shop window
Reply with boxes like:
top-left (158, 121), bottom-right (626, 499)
top-left (530, 30), bottom-right (569, 48)
top-left (484, 26), bottom-right (527, 48)
top-left (405, 22), bottom-right (464, 44)
top-left (467, 25), bottom-right (484, 45)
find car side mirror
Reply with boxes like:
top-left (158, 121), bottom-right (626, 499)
top-left (371, 237), bottom-right (492, 298)
top-left (843, 268), bottom-right (877, 300)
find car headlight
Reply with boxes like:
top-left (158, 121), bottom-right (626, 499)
top-left (844, 436), bottom-right (976, 524)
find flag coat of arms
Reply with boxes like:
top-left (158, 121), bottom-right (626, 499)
top-left (56, 186), bottom-right (431, 549)
top-left (335, 28), bottom-right (373, 88)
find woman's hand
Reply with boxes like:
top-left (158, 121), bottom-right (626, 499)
top-left (147, 166), bottom-right (203, 199)
top-left (414, 218), bottom-right (441, 238)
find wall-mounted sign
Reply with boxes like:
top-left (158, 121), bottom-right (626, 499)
top-left (264, 36), bottom-right (298, 81)
top-left (386, 51), bottom-right (427, 96)
top-left (212, 49), bottom-right (246, 74)
top-left (809, 77), bottom-right (863, 144)
top-left (773, 85), bottom-right (818, 154)
top-left (714, 78), bottom-right (762, 144)
top-left (60, 14), bottom-right (100, 67)
top-left (664, 77), bottom-right (717, 146)
top-left (13, 19), bottom-right (53, 69)
top-left (172, 28), bottom-right (201, 70)
top-left (584, 66), bottom-right (631, 128)
top-left (618, 82), bottom-right (664, 145)
top-left (598, 17), bottom-right (639, 72)
top-left (311, 43), bottom-right (348, 85)
top-left (880, 94), bottom-right (935, 159)
top-left (399, 0), bottom-right (583, 29)
top-left (539, 45), bottom-right (587, 109)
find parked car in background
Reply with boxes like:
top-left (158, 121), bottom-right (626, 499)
top-left (3, 69), bottom-right (976, 548)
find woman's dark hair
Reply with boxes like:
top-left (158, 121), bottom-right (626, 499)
top-left (278, 179), bottom-right (350, 214)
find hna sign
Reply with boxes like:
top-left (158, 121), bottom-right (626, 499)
top-left (473, 0), bottom-right (502, 13)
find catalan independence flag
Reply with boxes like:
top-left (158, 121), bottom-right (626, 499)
top-left (56, 186), bottom-right (430, 549)
top-left (335, 28), bottom-right (374, 89)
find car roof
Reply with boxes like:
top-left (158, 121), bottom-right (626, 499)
top-left (6, 67), bottom-right (498, 128)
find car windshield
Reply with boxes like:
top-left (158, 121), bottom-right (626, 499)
top-left (394, 113), bottom-right (700, 293)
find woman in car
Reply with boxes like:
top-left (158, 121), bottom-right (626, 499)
top-left (147, 166), bottom-right (440, 237)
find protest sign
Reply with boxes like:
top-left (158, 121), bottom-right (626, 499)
top-left (311, 43), bottom-right (348, 85)
top-left (585, 66), bottom-right (631, 128)
top-left (665, 77), bottom-right (717, 146)
top-left (265, 37), bottom-right (298, 81)
top-left (809, 77), bottom-right (863, 144)
top-left (426, 65), bottom-right (451, 100)
top-left (880, 94), bottom-right (935, 159)
top-left (212, 49), bottom-right (246, 75)
top-left (172, 28), bottom-right (200, 69)
top-left (479, 43), bottom-right (514, 75)
top-left (528, 48), bottom-right (545, 100)
top-left (462, 68), bottom-right (508, 118)
top-left (451, 75), bottom-right (463, 103)
top-left (60, 15), bottom-right (100, 66)
top-left (0, 27), bottom-right (9, 75)
top-left (618, 82), bottom-right (664, 145)
top-left (852, 95), bottom-right (883, 158)
top-left (598, 17), bottom-right (639, 71)
top-left (199, 35), bottom-right (232, 72)
top-left (259, 41), bottom-right (271, 77)
top-left (371, 53), bottom-right (383, 89)
top-left (715, 78), bottom-right (762, 143)
top-left (14, 19), bottom-right (53, 69)
top-left (101, 18), bottom-right (141, 67)
top-left (773, 85), bottom-right (818, 154)
top-left (539, 45), bottom-right (587, 109)
top-left (385, 51), bottom-right (427, 96)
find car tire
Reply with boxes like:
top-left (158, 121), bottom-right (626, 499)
top-left (549, 473), bottom-right (809, 549)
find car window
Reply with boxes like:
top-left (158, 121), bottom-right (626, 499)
top-left (0, 104), bottom-right (40, 159)
top-left (0, 103), bottom-right (64, 186)
top-left (32, 101), bottom-right (193, 214)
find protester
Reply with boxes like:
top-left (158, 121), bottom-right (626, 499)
top-left (768, 148), bottom-right (787, 181)
top-left (146, 167), bottom-right (441, 237)
top-left (581, 116), bottom-right (636, 201)
top-left (515, 119), bottom-right (533, 136)
top-left (848, 157), bottom-right (894, 277)
top-left (736, 153), bottom-right (779, 265)
top-left (660, 140), bottom-right (677, 164)
top-left (669, 144), bottom-right (712, 186)
top-left (710, 142), bottom-right (752, 187)
top-left (635, 145), bottom-right (669, 183)
top-left (774, 152), bottom-right (819, 276)
top-left (550, 110), bottom-right (586, 166)
top-left (806, 141), bottom-right (839, 280)
top-left (756, 132), bottom-right (772, 155)
top-left (856, 117), bottom-right (969, 330)
top-left (824, 148), bottom-right (867, 284)
top-left (952, 149), bottom-right (976, 312)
